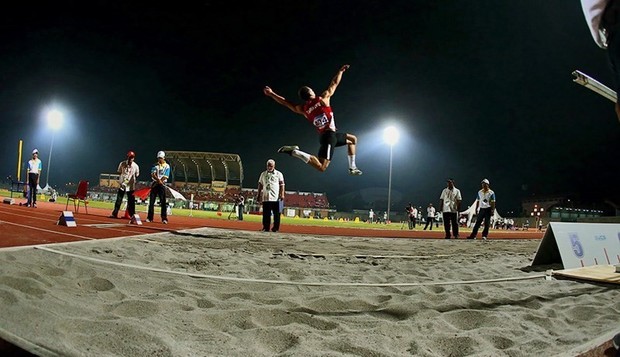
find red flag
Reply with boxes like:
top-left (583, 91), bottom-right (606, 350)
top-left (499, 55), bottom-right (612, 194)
top-left (134, 187), bottom-right (151, 200)
top-left (133, 186), bottom-right (186, 201)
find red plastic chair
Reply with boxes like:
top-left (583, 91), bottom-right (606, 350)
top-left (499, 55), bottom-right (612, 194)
top-left (66, 180), bottom-right (89, 213)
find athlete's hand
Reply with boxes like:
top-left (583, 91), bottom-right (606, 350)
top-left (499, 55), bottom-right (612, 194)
top-left (340, 64), bottom-right (350, 72)
top-left (263, 86), bottom-right (274, 96)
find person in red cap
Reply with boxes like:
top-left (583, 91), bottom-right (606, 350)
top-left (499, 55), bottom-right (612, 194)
top-left (109, 151), bottom-right (140, 219)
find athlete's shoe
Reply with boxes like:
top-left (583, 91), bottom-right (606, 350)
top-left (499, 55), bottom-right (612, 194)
top-left (162, 219), bottom-right (168, 224)
top-left (277, 145), bottom-right (299, 155)
top-left (349, 167), bottom-right (363, 176)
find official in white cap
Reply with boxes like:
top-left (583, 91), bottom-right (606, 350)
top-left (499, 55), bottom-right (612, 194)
top-left (26, 149), bottom-right (42, 207)
top-left (467, 179), bottom-right (496, 240)
top-left (147, 150), bottom-right (171, 224)
top-left (439, 178), bottom-right (462, 239)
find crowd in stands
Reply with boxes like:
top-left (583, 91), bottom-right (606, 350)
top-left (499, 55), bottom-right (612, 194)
top-left (280, 191), bottom-right (328, 208)
top-left (90, 183), bottom-right (330, 210)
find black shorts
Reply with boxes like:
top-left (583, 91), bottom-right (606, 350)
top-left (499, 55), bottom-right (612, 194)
top-left (318, 131), bottom-right (348, 160)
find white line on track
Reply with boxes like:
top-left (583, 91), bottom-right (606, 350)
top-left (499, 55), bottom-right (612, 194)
top-left (0, 206), bottom-right (160, 237)
top-left (0, 220), bottom-right (96, 240)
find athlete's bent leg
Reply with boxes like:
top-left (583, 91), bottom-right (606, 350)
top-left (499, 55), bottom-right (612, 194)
top-left (345, 133), bottom-right (362, 175)
top-left (346, 133), bottom-right (357, 155)
top-left (308, 157), bottom-right (330, 172)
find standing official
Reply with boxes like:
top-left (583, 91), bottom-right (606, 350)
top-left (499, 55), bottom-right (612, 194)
top-left (257, 159), bottom-right (285, 232)
top-left (237, 195), bottom-right (245, 221)
top-left (406, 203), bottom-right (417, 229)
top-left (423, 203), bottom-right (436, 230)
top-left (467, 179), bottom-right (496, 241)
top-left (147, 151), bottom-right (170, 224)
top-left (110, 151), bottom-right (140, 219)
top-left (26, 149), bottom-right (42, 208)
top-left (439, 178), bottom-right (462, 239)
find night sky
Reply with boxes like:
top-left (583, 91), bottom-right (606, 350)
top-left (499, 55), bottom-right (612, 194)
top-left (1, 1), bottom-right (619, 215)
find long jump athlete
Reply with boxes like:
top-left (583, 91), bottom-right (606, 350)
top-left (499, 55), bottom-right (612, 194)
top-left (263, 64), bottom-right (362, 175)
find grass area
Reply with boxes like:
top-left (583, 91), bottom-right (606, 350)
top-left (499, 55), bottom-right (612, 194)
top-left (133, 205), bottom-right (410, 230)
top-left (0, 188), bottom-right (415, 231)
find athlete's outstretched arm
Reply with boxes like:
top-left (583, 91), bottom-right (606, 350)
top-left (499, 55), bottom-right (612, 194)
top-left (263, 86), bottom-right (304, 115)
top-left (321, 64), bottom-right (350, 99)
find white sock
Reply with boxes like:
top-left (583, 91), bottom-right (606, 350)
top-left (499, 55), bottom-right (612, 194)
top-left (292, 149), bottom-right (311, 163)
top-left (348, 155), bottom-right (357, 169)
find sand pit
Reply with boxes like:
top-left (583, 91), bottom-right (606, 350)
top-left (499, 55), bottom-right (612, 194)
top-left (0, 227), bottom-right (618, 356)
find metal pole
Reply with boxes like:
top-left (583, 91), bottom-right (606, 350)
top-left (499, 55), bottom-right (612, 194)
top-left (387, 144), bottom-right (393, 224)
top-left (46, 133), bottom-right (55, 187)
top-left (17, 139), bottom-right (23, 181)
top-left (572, 70), bottom-right (617, 102)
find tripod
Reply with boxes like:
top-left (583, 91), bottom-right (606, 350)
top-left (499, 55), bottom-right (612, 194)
top-left (227, 204), bottom-right (238, 220)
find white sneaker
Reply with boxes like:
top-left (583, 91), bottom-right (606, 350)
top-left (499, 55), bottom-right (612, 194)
top-left (162, 220), bottom-right (168, 224)
top-left (277, 145), bottom-right (299, 155)
top-left (145, 219), bottom-right (152, 223)
top-left (482, 236), bottom-right (487, 241)
top-left (349, 167), bottom-right (363, 176)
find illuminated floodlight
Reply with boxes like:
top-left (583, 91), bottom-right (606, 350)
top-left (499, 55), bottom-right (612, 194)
top-left (383, 126), bottom-right (399, 146)
top-left (47, 109), bottom-right (64, 131)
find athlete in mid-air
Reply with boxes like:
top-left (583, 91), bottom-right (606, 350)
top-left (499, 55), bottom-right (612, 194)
top-left (263, 64), bottom-right (362, 175)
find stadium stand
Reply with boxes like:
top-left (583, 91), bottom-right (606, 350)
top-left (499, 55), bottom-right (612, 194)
top-left (91, 151), bottom-right (332, 217)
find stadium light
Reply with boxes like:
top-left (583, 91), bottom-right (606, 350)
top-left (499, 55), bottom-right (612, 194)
top-left (45, 109), bottom-right (64, 189)
top-left (383, 126), bottom-right (399, 223)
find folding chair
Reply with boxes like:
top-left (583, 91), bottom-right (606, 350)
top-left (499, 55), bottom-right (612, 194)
top-left (66, 180), bottom-right (89, 213)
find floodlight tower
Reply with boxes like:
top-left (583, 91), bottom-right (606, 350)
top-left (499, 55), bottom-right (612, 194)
top-left (383, 126), bottom-right (399, 224)
top-left (46, 109), bottom-right (64, 188)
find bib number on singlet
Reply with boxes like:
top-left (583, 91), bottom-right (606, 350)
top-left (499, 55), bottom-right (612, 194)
top-left (313, 114), bottom-right (329, 128)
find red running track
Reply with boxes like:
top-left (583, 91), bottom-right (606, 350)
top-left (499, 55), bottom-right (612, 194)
top-left (0, 198), bottom-right (543, 248)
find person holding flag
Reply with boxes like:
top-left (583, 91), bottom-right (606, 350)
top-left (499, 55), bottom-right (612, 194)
top-left (146, 151), bottom-right (171, 224)
top-left (467, 179), bottom-right (496, 241)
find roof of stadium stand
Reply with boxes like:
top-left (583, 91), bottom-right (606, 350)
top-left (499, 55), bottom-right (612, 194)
top-left (165, 151), bottom-right (243, 186)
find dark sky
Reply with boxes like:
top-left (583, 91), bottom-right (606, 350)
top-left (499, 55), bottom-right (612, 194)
top-left (1, 1), bottom-right (619, 214)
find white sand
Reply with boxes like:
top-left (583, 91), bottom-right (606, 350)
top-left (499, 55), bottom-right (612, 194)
top-left (0, 227), bottom-right (618, 357)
